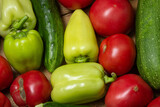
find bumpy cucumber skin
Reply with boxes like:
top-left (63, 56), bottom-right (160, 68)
top-left (31, 0), bottom-right (64, 72)
top-left (36, 102), bottom-right (90, 107)
top-left (136, 0), bottom-right (160, 89)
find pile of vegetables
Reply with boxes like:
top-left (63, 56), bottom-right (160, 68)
top-left (1, 0), bottom-right (160, 107)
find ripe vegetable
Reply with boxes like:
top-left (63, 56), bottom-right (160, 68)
top-left (51, 63), bottom-right (116, 104)
top-left (35, 102), bottom-right (91, 107)
top-left (99, 34), bottom-right (136, 75)
top-left (136, 0), bottom-right (160, 89)
top-left (31, 0), bottom-right (64, 72)
top-left (89, 0), bottom-right (134, 37)
top-left (105, 74), bottom-right (153, 107)
top-left (0, 0), bottom-right (36, 37)
top-left (0, 92), bottom-right (11, 107)
top-left (64, 9), bottom-right (99, 63)
top-left (147, 96), bottom-right (160, 107)
top-left (10, 70), bottom-right (52, 107)
top-left (58, 0), bottom-right (93, 10)
top-left (0, 55), bottom-right (13, 91)
top-left (3, 16), bottom-right (43, 74)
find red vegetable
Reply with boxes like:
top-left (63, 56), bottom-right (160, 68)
top-left (147, 96), bottom-right (160, 107)
top-left (99, 34), bottom-right (136, 75)
top-left (89, 0), bottom-right (134, 37)
top-left (0, 92), bottom-right (11, 107)
top-left (10, 70), bottom-right (52, 107)
top-left (0, 55), bottom-right (13, 91)
top-left (105, 74), bottom-right (153, 107)
top-left (58, 0), bottom-right (93, 10)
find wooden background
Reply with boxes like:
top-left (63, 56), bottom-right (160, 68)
top-left (1, 0), bottom-right (138, 107)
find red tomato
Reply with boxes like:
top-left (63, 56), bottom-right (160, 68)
top-left (105, 74), bottom-right (153, 107)
top-left (0, 55), bottom-right (13, 91)
top-left (147, 96), bottom-right (160, 107)
top-left (0, 92), bottom-right (11, 107)
top-left (89, 0), bottom-right (134, 37)
top-left (58, 0), bottom-right (93, 10)
top-left (98, 34), bottom-right (136, 75)
top-left (10, 70), bottom-right (52, 107)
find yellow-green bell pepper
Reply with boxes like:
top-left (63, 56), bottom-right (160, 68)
top-left (64, 9), bottom-right (99, 63)
top-left (50, 62), bottom-right (116, 104)
top-left (3, 16), bottom-right (43, 74)
top-left (0, 0), bottom-right (36, 37)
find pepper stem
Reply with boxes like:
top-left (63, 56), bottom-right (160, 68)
top-left (74, 56), bottom-right (89, 63)
top-left (104, 72), bottom-right (117, 84)
top-left (35, 103), bottom-right (43, 107)
top-left (12, 15), bottom-right (29, 30)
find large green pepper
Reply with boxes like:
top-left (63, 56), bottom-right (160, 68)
top-left (3, 16), bottom-right (43, 74)
top-left (0, 0), bottom-right (36, 37)
top-left (50, 62), bottom-right (116, 104)
top-left (64, 9), bottom-right (99, 63)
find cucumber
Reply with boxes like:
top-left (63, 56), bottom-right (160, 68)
top-left (35, 102), bottom-right (91, 107)
top-left (136, 0), bottom-right (160, 89)
top-left (31, 0), bottom-right (64, 72)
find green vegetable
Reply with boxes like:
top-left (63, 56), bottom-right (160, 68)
top-left (36, 102), bottom-right (91, 107)
top-left (64, 9), bottom-right (99, 63)
top-left (31, 0), bottom-right (64, 72)
top-left (3, 16), bottom-right (43, 74)
top-left (136, 0), bottom-right (160, 89)
top-left (0, 0), bottom-right (36, 38)
top-left (50, 62), bottom-right (116, 104)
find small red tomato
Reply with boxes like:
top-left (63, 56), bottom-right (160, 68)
top-left (0, 55), bottom-right (13, 91)
top-left (58, 0), bottom-right (93, 10)
top-left (0, 92), bottom-right (11, 107)
top-left (10, 70), bottom-right (52, 107)
top-left (89, 0), bottom-right (134, 37)
top-left (105, 74), bottom-right (153, 107)
top-left (147, 96), bottom-right (160, 107)
top-left (99, 34), bottom-right (136, 75)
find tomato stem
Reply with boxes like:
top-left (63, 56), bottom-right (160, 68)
top-left (133, 85), bottom-right (139, 92)
top-left (103, 45), bottom-right (107, 53)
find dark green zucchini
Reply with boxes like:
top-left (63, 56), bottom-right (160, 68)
top-left (31, 0), bottom-right (64, 72)
top-left (35, 102), bottom-right (91, 107)
top-left (136, 0), bottom-right (160, 89)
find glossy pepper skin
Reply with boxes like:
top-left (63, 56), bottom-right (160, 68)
top-left (64, 9), bottom-right (99, 63)
top-left (3, 28), bottom-right (43, 74)
top-left (50, 62), bottom-right (116, 104)
top-left (0, 0), bottom-right (36, 37)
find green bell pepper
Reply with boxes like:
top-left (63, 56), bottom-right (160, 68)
top-left (3, 16), bottom-right (43, 74)
top-left (50, 62), bottom-right (116, 104)
top-left (0, 0), bottom-right (36, 37)
top-left (64, 9), bottom-right (99, 63)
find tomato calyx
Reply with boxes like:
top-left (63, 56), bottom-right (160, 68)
top-left (18, 78), bottom-right (26, 103)
top-left (133, 85), bottom-right (139, 92)
top-left (113, 4), bottom-right (117, 7)
top-left (103, 45), bottom-right (107, 53)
